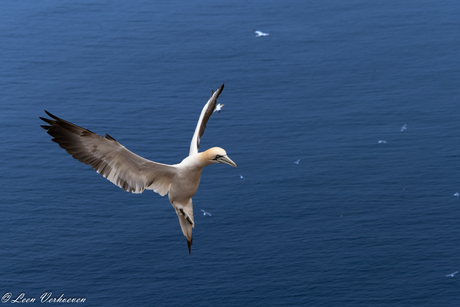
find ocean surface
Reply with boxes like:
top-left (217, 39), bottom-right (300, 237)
top-left (1, 0), bottom-right (460, 306)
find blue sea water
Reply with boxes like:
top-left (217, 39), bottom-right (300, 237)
top-left (1, 0), bottom-right (460, 306)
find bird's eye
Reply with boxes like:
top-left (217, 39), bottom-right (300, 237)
top-left (214, 154), bottom-right (223, 160)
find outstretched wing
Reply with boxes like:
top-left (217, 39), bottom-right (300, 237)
top-left (40, 111), bottom-right (177, 195)
top-left (189, 83), bottom-right (224, 156)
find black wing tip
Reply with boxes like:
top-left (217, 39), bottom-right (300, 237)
top-left (44, 110), bottom-right (58, 119)
top-left (40, 113), bottom-right (55, 129)
top-left (210, 83), bottom-right (225, 97)
top-left (217, 83), bottom-right (224, 95)
top-left (212, 83), bottom-right (225, 98)
top-left (40, 110), bottom-right (60, 125)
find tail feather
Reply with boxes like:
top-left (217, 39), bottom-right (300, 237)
top-left (187, 237), bottom-right (192, 254)
top-left (175, 204), bottom-right (195, 254)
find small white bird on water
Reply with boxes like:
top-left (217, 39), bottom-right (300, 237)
top-left (254, 30), bottom-right (269, 37)
top-left (40, 84), bottom-right (236, 254)
top-left (201, 209), bottom-right (212, 217)
top-left (446, 271), bottom-right (458, 277)
top-left (213, 103), bottom-right (224, 113)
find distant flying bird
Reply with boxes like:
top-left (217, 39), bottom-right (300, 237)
top-left (401, 124), bottom-right (407, 132)
top-left (446, 271), bottom-right (458, 277)
top-left (454, 192), bottom-right (459, 197)
top-left (378, 140), bottom-right (387, 144)
top-left (201, 209), bottom-right (212, 216)
top-left (294, 159), bottom-right (300, 164)
top-left (239, 174), bottom-right (244, 179)
top-left (40, 83), bottom-right (237, 254)
top-left (213, 103), bottom-right (224, 113)
top-left (254, 30), bottom-right (269, 37)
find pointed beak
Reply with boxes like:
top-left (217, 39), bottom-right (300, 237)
top-left (218, 155), bottom-right (237, 167)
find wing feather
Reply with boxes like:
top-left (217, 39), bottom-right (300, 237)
top-left (40, 111), bottom-right (176, 195)
top-left (189, 83), bottom-right (224, 156)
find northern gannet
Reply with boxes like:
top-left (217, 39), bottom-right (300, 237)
top-left (294, 159), bottom-right (300, 164)
top-left (254, 30), bottom-right (269, 37)
top-left (446, 271), bottom-right (458, 277)
top-left (401, 124), bottom-right (407, 132)
top-left (40, 84), bottom-right (236, 254)
top-left (200, 209), bottom-right (212, 216)
top-left (213, 103), bottom-right (224, 113)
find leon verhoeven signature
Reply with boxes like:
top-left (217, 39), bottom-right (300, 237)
top-left (1, 292), bottom-right (86, 303)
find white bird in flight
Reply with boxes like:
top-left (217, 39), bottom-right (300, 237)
top-left (40, 84), bottom-right (236, 254)
top-left (378, 140), bottom-right (387, 144)
top-left (446, 271), bottom-right (458, 277)
top-left (213, 103), bottom-right (224, 113)
top-left (401, 124), bottom-right (407, 132)
top-left (454, 192), bottom-right (459, 197)
top-left (254, 30), bottom-right (269, 37)
top-left (294, 159), bottom-right (300, 164)
top-left (201, 209), bottom-right (212, 217)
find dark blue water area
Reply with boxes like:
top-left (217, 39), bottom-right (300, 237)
top-left (2, 0), bottom-right (460, 306)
